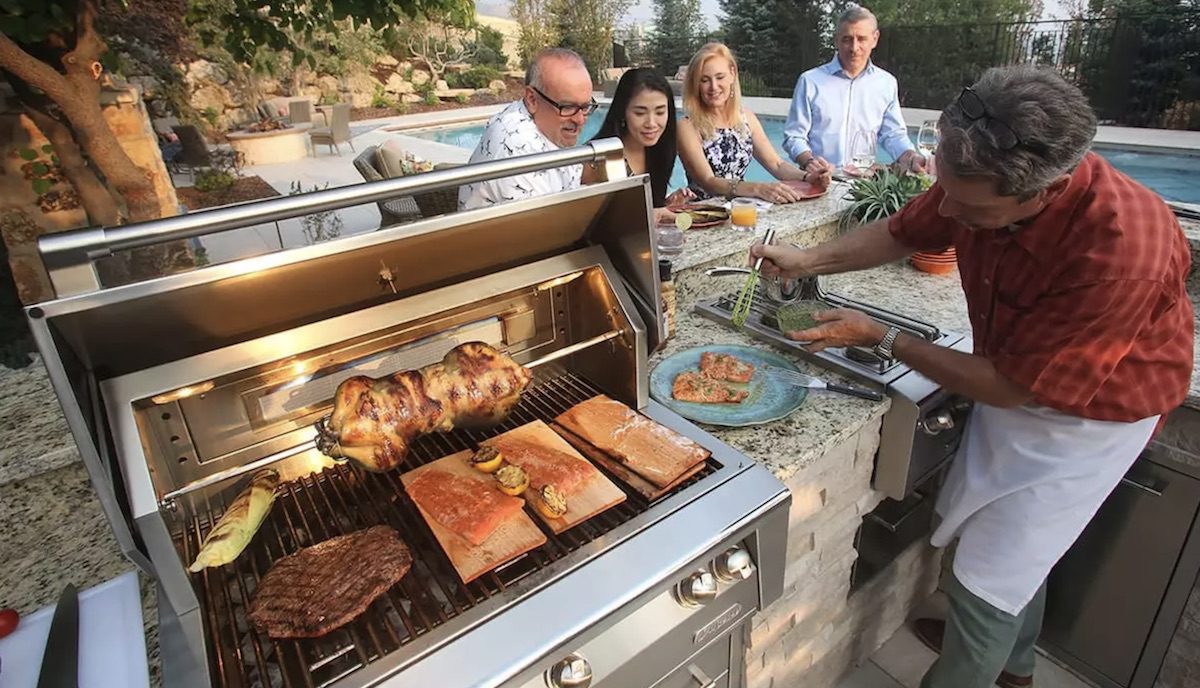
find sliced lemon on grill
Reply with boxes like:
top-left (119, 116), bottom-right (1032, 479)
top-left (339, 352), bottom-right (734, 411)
top-left (469, 446), bottom-right (504, 473)
top-left (674, 212), bottom-right (693, 231)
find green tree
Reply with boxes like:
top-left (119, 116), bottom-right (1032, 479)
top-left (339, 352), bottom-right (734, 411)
top-left (719, 0), bottom-right (827, 96)
top-left (0, 0), bottom-right (470, 231)
top-left (648, 0), bottom-right (708, 74)
top-left (513, 0), bottom-right (560, 67)
top-left (551, 0), bottom-right (633, 79)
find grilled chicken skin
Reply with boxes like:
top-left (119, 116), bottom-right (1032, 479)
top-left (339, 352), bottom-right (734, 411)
top-left (317, 342), bottom-right (532, 472)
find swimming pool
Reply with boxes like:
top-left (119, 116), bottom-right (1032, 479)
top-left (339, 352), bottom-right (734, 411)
top-left (406, 109), bottom-right (1200, 203)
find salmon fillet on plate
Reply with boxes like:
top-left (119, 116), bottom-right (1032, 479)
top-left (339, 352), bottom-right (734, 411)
top-left (406, 469), bottom-right (525, 546)
top-left (672, 371), bottom-right (749, 404)
top-left (699, 351), bottom-right (755, 383)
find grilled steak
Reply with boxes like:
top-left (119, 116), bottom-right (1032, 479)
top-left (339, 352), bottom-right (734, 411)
top-left (249, 525), bottom-right (413, 638)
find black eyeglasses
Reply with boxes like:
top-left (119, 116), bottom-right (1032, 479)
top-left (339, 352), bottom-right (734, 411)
top-left (530, 86), bottom-right (598, 117)
top-left (955, 87), bottom-right (1046, 154)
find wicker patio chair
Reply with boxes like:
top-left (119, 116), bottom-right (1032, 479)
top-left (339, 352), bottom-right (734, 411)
top-left (353, 145), bottom-right (420, 226)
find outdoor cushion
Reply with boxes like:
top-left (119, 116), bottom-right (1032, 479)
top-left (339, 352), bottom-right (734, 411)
top-left (376, 138), bottom-right (431, 178)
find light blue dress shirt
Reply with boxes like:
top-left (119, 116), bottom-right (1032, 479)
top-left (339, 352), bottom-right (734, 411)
top-left (782, 57), bottom-right (914, 167)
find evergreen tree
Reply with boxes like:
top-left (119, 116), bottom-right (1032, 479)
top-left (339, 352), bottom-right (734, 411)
top-left (719, 0), bottom-right (827, 96)
top-left (648, 0), bottom-right (708, 74)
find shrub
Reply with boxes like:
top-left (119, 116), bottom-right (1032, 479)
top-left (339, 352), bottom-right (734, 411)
top-left (473, 25), bottom-right (509, 67)
top-left (201, 106), bottom-right (220, 126)
top-left (448, 65), bottom-right (503, 89)
top-left (738, 73), bottom-right (770, 97)
top-left (371, 85), bottom-right (397, 109)
top-left (455, 93), bottom-right (469, 104)
top-left (840, 170), bottom-right (931, 230)
top-left (424, 91), bottom-right (440, 106)
top-left (195, 168), bottom-right (236, 193)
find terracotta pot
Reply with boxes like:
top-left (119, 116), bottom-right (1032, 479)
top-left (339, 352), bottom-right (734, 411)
top-left (911, 247), bottom-right (958, 275)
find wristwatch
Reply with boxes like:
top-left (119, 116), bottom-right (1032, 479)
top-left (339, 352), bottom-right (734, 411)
top-left (874, 326), bottom-right (901, 360)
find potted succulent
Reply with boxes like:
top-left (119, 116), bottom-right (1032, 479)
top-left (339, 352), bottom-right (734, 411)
top-left (839, 169), bottom-right (954, 274)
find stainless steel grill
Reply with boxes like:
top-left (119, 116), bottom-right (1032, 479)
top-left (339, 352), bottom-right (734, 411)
top-left (30, 144), bottom-right (790, 688)
top-left (185, 372), bottom-right (720, 688)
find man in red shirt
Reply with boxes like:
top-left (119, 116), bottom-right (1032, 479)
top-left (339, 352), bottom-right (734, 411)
top-left (753, 65), bottom-right (1193, 688)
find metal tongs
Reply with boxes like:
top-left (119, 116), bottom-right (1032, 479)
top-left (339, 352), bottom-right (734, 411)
top-left (730, 226), bottom-right (777, 328)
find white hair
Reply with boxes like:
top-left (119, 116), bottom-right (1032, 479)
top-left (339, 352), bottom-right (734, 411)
top-left (838, 4), bottom-right (879, 31)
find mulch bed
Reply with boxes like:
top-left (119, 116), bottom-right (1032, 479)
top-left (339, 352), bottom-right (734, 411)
top-left (350, 80), bottom-right (526, 121)
top-left (176, 175), bottom-right (281, 211)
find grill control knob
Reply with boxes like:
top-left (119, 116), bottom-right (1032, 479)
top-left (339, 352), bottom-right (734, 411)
top-left (546, 653), bottom-right (592, 688)
top-left (713, 547), bottom-right (755, 582)
top-left (920, 410), bottom-right (955, 435)
top-left (675, 570), bottom-right (718, 607)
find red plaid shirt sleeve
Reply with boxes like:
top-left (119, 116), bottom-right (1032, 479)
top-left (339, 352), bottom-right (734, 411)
top-left (988, 278), bottom-right (1174, 412)
top-left (887, 184), bottom-right (956, 253)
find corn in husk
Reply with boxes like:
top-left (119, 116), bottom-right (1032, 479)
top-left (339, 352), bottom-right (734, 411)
top-left (188, 469), bottom-right (279, 572)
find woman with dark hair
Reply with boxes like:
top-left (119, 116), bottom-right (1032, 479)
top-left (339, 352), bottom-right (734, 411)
top-left (584, 68), bottom-right (692, 224)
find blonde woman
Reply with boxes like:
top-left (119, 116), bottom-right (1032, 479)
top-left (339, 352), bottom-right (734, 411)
top-left (678, 43), bottom-right (830, 203)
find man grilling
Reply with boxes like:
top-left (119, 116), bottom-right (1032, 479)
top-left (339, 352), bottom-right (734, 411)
top-left (752, 65), bottom-right (1194, 688)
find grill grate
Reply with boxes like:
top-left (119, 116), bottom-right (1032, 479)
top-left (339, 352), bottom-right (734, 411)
top-left (178, 371), bottom-right (719, 688)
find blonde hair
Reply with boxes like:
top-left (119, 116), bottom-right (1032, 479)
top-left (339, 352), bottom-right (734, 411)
top-left (683, 42), bottom-right (745, 141)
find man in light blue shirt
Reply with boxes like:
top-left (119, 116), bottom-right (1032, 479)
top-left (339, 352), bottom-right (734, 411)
top-left (783, 5), bottom-right (924, 175)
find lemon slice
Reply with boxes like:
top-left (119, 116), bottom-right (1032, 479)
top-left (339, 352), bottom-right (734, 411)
top-left (675, 212), bottom-right (693, 231)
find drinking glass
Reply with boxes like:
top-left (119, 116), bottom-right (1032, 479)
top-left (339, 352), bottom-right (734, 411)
top-left (848, 130), bottom-right (877, 175)
top-left (730, 198), bottom-right (758, 231)
top-left (656, 223), bottom-right (686, 254)
top-left (917, 120), bottom-right (939, 159)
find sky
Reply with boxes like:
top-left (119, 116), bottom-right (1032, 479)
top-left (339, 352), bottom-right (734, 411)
top-left (475, 0), bottom-right (1072, 29)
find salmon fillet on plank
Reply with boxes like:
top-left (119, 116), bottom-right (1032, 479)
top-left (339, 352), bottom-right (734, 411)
top-left (556, 396), bottom-right (709, 488)
top-left (406, 469), bottom-right (524, 545)
top-left (486, 436), bottom-right (592, 494)
top-left (672, 371), bottom-right (749, 404)
top-left (699, 352), bottom-right (755, 383)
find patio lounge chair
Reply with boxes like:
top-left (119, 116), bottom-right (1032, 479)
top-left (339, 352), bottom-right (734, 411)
top-left (308, 103), bottom-right (354, 156)
top-left (353, 142), bottom-right (463, 226)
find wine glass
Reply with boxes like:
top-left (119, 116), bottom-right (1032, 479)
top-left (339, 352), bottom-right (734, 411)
top-left (848, 129), bottom-right (877, 176)
top-left (917, 120), bottom-right (939, 158)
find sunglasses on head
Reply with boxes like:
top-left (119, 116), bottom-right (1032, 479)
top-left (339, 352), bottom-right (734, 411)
top-left (955, 87), bottom-right (1047, 155)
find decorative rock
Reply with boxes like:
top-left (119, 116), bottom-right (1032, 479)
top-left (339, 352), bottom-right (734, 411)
top-left (128, 75), bottom-right (161, 99)
top-left (385, 74), bottom-right (414, 94)
top-left (411, 69), bottom-right (431, 86)
top-left (487, 79), bottom-right (507, 93)
top-left (436, 88), bottom-right (474, 99)
top-left (377, 54), bottom-right (399, 67)
top-left (400, 93), bottom-right (422, 104)
top-left (445, 63), bottom-right (470, 73)
top-left (434, 79), bottom-right (449, 92)
top-left (189, 83), bottom-right (235, 113)
top-left (316, 75), bottom-right (341, 96)
top-left (343, 71), bottom-right (379, 108)
top-left (185, 59), bottom-right (229, 86)
top-left (397, 60), bottom-right (413, 72)
top-left (257, 76), bottom-right (282, 95)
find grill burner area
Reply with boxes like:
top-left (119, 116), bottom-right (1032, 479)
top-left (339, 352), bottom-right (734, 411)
top-left (178, 372), bottom-right (719, 688)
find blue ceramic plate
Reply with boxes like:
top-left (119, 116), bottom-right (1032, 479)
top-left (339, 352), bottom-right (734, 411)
top-left (650, 345), bottom-right (807, 427)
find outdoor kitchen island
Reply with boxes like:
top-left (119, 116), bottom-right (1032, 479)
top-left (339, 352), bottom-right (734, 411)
top-left (653, 188), bottom-right (963, 688)
top-left (1, 185), bottom-right (967, 688)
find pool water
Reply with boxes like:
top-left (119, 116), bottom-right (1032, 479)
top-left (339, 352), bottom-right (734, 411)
top-left (408, 109), bottom-right (1200, 204)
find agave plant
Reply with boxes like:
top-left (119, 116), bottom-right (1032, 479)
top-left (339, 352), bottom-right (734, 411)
top-left (839, 170), bottom-right (933, 231)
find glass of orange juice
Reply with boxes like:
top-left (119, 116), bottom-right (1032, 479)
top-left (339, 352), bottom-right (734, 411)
top-left (730, 198), bottom-right (758, 231)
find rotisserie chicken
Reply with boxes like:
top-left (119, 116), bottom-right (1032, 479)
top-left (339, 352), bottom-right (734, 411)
top-left (315, 342), bottom-right (532, 471)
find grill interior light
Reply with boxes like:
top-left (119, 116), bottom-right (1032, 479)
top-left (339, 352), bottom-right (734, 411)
top-left (151, 381), bottom-right (215, 405)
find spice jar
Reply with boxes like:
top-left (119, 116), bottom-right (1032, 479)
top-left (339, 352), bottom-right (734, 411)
top-left (659, 258), bottom-right (676, 340)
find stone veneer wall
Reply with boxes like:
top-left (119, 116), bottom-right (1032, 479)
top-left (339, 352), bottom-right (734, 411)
top-left (745, 417), bottom-right (943, 688)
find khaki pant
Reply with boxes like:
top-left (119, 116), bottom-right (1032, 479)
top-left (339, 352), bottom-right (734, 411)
top-left (920, 569), bottom-right (1046, 688)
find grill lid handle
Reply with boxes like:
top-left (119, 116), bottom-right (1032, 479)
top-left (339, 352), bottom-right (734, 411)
top-left (38, 138), bottom-right (628, 298)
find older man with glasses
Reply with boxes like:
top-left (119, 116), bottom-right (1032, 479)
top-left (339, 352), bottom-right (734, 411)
top-left (459, 48), bottom-right (597, 210)
top-left (752, 65), bottom-right (1193, 688)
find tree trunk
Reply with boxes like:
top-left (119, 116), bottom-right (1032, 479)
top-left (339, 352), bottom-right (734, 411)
top-left (10, 86), bottom-right (122, 227)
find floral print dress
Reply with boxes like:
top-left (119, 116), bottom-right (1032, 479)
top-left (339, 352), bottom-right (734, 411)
top-left (686, 114), bottom-right (754, 200)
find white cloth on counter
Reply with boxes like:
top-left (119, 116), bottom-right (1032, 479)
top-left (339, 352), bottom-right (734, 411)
top-left (933, 402), bottom-right (1157, 616)
top-left (458, 100), bottom-right (582, 211)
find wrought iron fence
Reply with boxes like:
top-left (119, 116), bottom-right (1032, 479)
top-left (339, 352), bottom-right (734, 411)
top-left (875, 13), bottom-right (1200, 130)
top-left (718, 13), bottom-right (1199, 130)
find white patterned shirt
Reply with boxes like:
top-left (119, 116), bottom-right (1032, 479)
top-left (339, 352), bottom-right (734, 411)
top-left (458, 100), bottom-right (582, 211)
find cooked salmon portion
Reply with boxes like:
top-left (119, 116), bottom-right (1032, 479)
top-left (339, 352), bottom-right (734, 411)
top-left (406, 469), bottom-right (525, 545)
top-left (699, 352), bottom-right (755, 383)
top-left (556, 395), bottom-right (709, 488)
top-left (486, 435), bottom-right (593, 494)
top-left (672, 371), bottom-right (750, 403)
